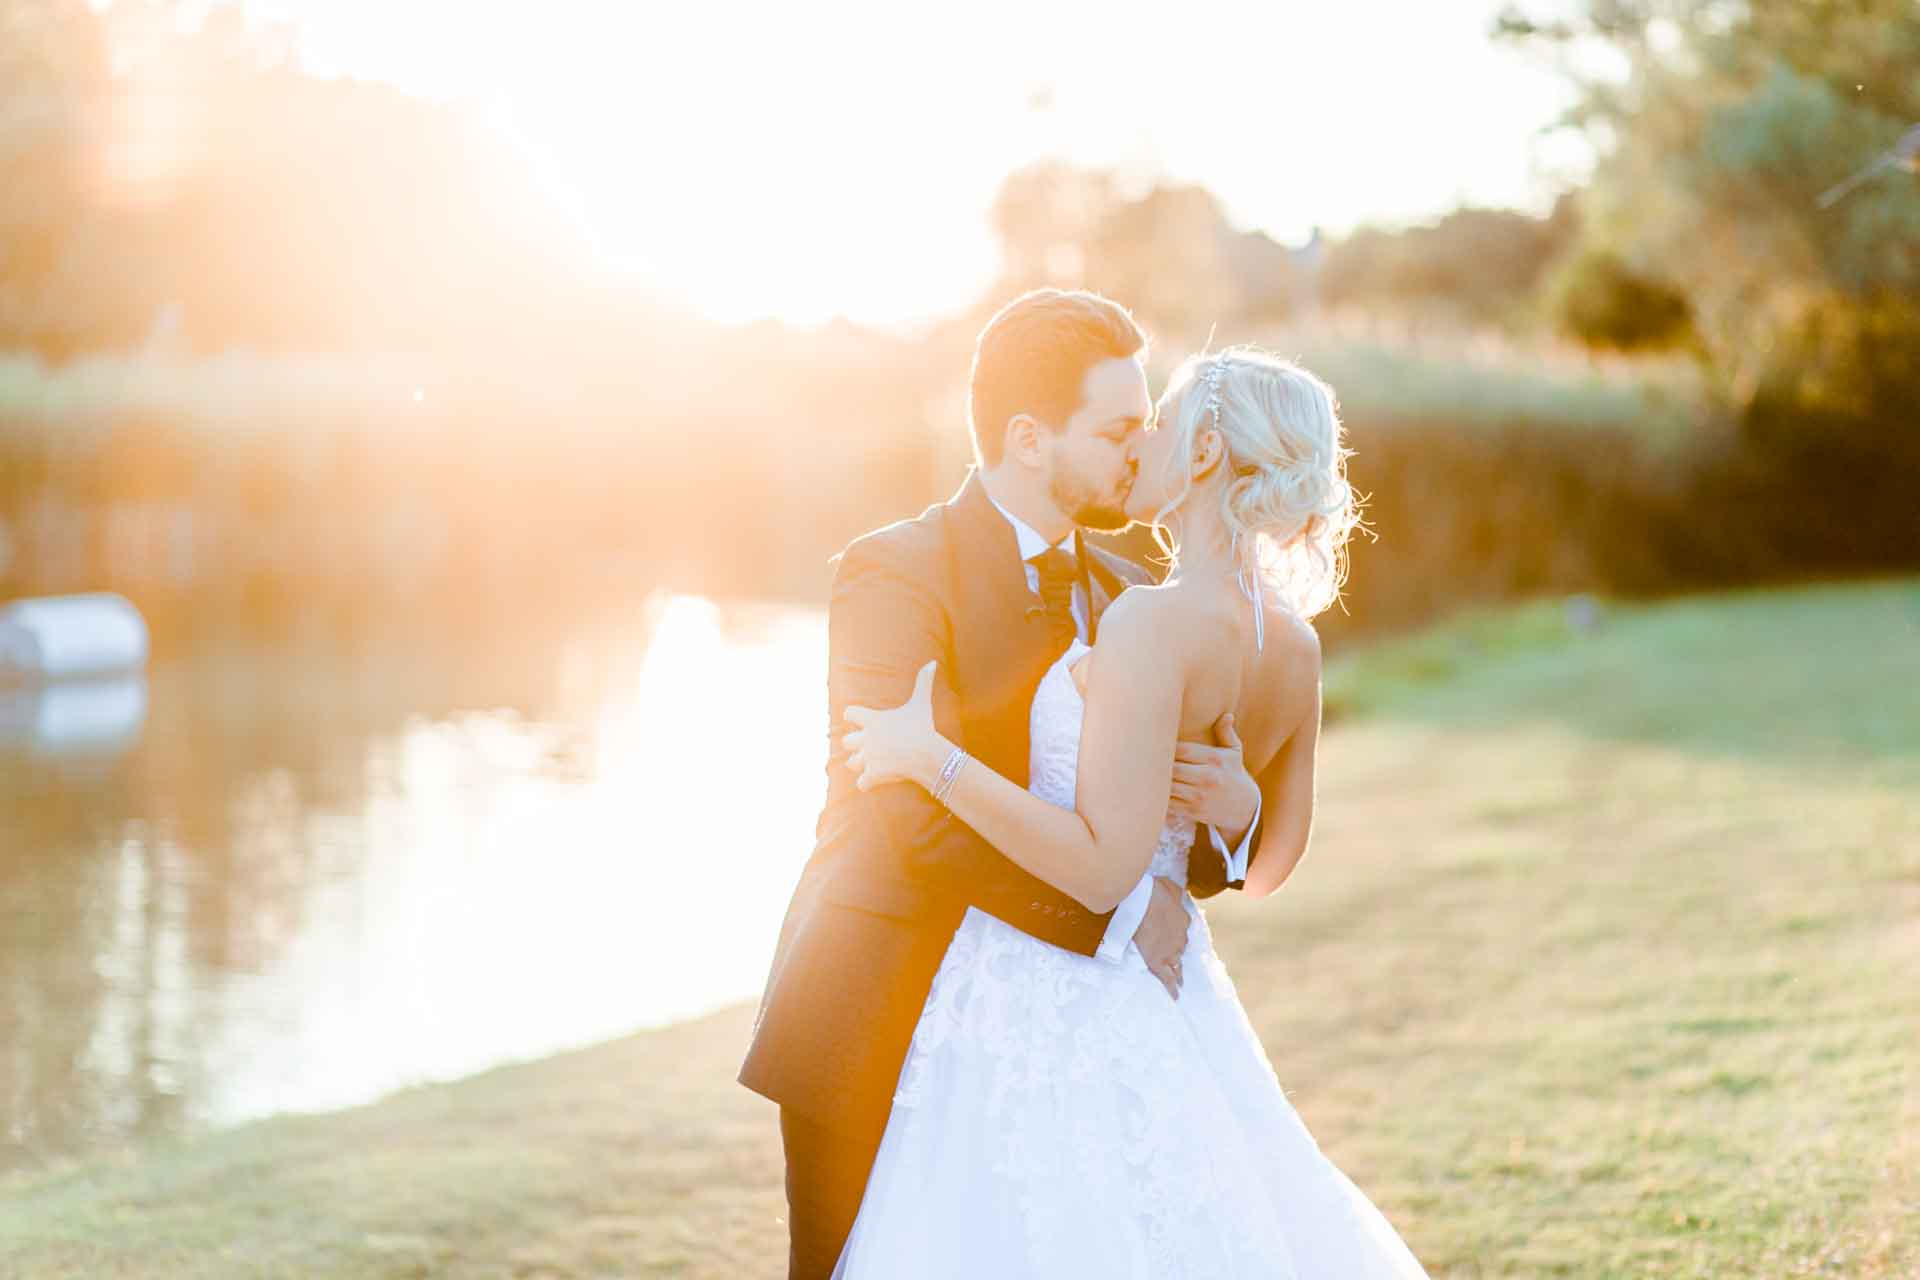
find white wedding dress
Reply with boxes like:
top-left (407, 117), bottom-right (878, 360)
top-left (834, 638), bottom-right (1430, 1279)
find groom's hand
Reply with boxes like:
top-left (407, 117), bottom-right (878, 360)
top-left (1168, 713), bottom-right (1259, 847)
top-left (1134, 877), bottom-right (1192, 999)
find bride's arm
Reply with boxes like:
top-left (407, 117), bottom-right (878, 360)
top-left (1242, 624), bottom-right (1323, 898)
top-left (844, 591), bottom-right (1188, 914)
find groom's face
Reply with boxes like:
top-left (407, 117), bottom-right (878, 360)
top-left (1046, 355), bottom-right (1151, 532)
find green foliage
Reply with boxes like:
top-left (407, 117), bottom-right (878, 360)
top-left (1502, 0), bottom-right (1920, 410)
top-left (1545, 246), bottom-right (1694, 352)
top-left (0, 326), bottom-right (962, 635)
top-left (0, 0), bottom-right (595, 359)
top-left (990, 162), bottom-right (1580, 337)
top-left (0, 335), bottom-right (1723, 654)
top-left (989, 162), bottom-right (1303, 331)
top-left (1319, 201), bottom-right (1579, 329)
top-left (0, 1), bottom-right (112, 355)
top-left (1257, 328), bottom-right (1704, 436)
top-left (1499, 0), bottom-right (1920, 577)
top-left (1, 0), bottom-right (1908, 643)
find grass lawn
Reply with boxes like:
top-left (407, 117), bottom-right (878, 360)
top-left (2, 579), bottom-right (1915, 1278)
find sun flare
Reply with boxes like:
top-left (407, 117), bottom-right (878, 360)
top-left (238, 0), bottom-right (1575, 327)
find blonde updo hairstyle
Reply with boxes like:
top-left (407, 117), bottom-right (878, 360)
top-left (1148, 347), bottom-right (1360, 621)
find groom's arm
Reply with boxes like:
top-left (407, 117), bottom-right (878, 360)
top-left (1173, 719), bottom-right (1266, 899)
top-left (825, 535), bottom-right (1111, 957)
top-left (1189, 799), bottom-right (1266, 899)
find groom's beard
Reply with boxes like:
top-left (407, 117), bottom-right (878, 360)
top-left (1052, 471), bottom-right (1135, 533)
top-left (1071, 501), bottom-right (1133, 532)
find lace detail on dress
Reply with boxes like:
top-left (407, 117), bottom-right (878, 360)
top-left (842, 634), bottom-right (1431, 1280)
top-left (879, 640), bottom-right (1299, 1278)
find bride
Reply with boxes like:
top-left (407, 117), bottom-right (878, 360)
top-left (835, 347), bottom-right (1430, 1277)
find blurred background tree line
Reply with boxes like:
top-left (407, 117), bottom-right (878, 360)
top-left (0, 0), bottom-right (1913, 656)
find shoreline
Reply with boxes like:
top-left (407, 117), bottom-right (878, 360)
top-left (0, 994), bottom-right (775, 1189)
top-left (2, 1000), bottom-right (790, 1276)
top-left (3, 581), bottom-right (1915, 1278)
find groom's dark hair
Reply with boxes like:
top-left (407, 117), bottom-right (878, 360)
top-left (968, 289), bottom-right (1147, 467)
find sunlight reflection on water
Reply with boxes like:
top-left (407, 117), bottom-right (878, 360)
top-left (0, 592), bottom-right (825, 1163)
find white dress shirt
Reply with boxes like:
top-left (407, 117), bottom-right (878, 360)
top-left (986, 492), bottom-right (1091, 637)
top-left (984, 492), bottom-right (1260, 963)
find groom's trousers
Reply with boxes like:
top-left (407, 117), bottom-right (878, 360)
top-left (779, 1105), bottom-right (887, 1280)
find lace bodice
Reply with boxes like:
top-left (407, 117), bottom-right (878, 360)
top-left (1028, 639), bottom-right (1196, 885)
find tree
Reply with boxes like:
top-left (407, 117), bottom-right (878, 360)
top-left (1498, 0), bottom-right (1920, 412)
top-left (1318, 200), bottom-right (1578, 329)
top-left (1499, 0), bottom-right (1920, 570)
top-left (1545, 244), bottom-right (1694, 351)
top-left (987, 162), bottom-right (1304, 337)
top-left (0, 0), bottom-right (595, 359)
top-left (0, 0), bottom-right (114, 356)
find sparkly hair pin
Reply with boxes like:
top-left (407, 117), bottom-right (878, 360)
top-left (1198, 356), bottom-right (1229, 426)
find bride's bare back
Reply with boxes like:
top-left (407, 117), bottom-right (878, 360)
top-left (1073, 574), bottom-right (1323, 898)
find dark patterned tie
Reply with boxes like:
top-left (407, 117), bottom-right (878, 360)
top-left (1031, 545), bottom-right (1079, 651)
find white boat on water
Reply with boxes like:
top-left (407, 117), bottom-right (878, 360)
top-left (0, 594), bottom-right (151, 758)
top-left (0, 593), bottom-right (150, 683)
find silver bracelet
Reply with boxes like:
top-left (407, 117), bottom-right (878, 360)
top-left (931, 747), bottom-right (969, 806)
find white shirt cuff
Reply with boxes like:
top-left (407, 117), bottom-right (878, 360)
top-left (1095, 872), bottom-right (1156, 963)
top-left (1209, 794), bottom-right (1262, 885)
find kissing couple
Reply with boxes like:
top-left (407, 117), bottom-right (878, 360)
top-left (741, 289), bottom-right (1429, 1278)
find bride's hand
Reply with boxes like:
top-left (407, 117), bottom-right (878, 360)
top-left (842, 660), bottom-right (951, 793)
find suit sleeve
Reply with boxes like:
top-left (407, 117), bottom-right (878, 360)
top-left (1185, 804), bottom-right (1266, 900)
top-left (827, 539), bottom-right (1112, 955)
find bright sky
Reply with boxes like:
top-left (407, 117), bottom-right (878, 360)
top-left (240, 0), bottom-right (1588, 328)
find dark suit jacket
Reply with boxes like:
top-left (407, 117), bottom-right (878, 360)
top-left (738, 470), bottom-right (1242, 1140)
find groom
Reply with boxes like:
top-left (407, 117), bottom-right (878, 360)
top-left (739, 289), bottom-right (1265, 1279)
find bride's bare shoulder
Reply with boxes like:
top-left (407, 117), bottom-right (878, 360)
top-left (1253, 606), bottom-right (1323, 733)
top-left (1096, 582), bottom-right (1233, 694)
top-left (1261, 604), bottom-right (1322, 671)
top-left (1102, 579), bottom-right (1187, 625)
top-left (1095, 582), bottom-right (1198, 659)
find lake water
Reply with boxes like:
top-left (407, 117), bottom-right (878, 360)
top-left (0, 594), bottom-right (825, 1171)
